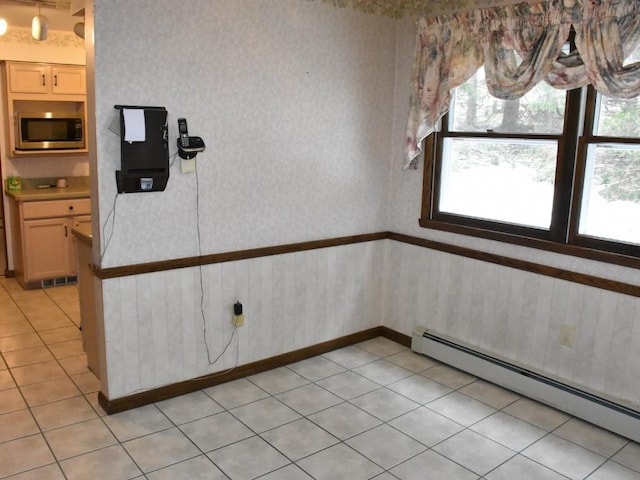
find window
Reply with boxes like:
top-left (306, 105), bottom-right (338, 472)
top-left (421, 50), bottom-right (640, 266)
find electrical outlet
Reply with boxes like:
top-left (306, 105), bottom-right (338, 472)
top-left (559, 323), bottom-right (576, 347)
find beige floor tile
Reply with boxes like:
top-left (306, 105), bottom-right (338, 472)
top-left (262, 418), bottom-right (340, 461)
top-left (3, 345), bottom-right (55, 368)
top-left (0, 409), bottom-right (40, 443)
top-left (39, 326), bottom-right (82, 345)
top-left (0, 332), bottom-right (44, 352)
top-left (0, 387), bottom-right (27, 414)
top-left (248, 366), bottom-right (310, 395)
top-left (60, 444), bottom-right (142, 480)
top-left (11, 360), bottom-right (67, 386)
top-left (102, 404), bottom-right (173, 442)
top-left (0, 320), bottom-right (34, 338)
top-left (123, 427), bottom-right (200, 473)
top-left (389, 406), bottom-right (464, 447)
top-left (181, 411), bottom-right (254, 452)
top-left (350, 387), bottom-right (420, 422)
top-left (0, 356), bottom-right (6, 370)
top-left (155, 390), bottom-right (223, 425)
top-left (554, 418), bottom-right (628, 457)
top-left (353, 359), bottom-right (414, 386)
top-left (21, 376), bottom-right (81, 407)
top-left (203, 377), bottom-right (269, 409)
top-left (208, 436), bottom-right (290, 479)
top-left (322, 345), bottom-right (380, 369)
top-left (287, 355), bottom-right (346, 381)
top-left (297, 442), bottom-right (383, 480)
top-left (230, 397), bottom-right (301, 433)
top-left (486, 454), bottom-right (566, 480)
top-left (308, 402), bottom-right (382, 440)
top-left (612, 442), bottom-right (640, 472)
top-left (147, 455), bottom-right (227, 480)
top-left (421, 364), bottom-right (477, 389)
top-left (346, 424), bottom-right (426, 469)
top-left (385, 350), bottom-right (439, 372)
top-left (471, 411), bottom-right (547, 451)
top-left (44, 417), bottom-right (117, 460)
top-left (503, 398), bottom-right (571, 431)
top-left (459, 380), bottom-right (520, 409)
top-left (276, 383), bottom-right (342, 416)
top-left (58, 354), bottom-right (89, 375)
top-left (71, 371), bottom-right (101, 394)
top-left (48, 339), bottom-right (85, 359)
top-left (0, 434), bottom-right (55, 478)
top-left (32, 396), bottom-right (98, 431)
top-left (427, 391), bottom-right (496, 426)
top-left (356, 337), bottom-right (407, 357)
top-left (392, 450), bottom-right (477, 480)
top-left (6, 463), bottom-right (66, 480)
top-left (0, 369), bottom-right (15, 390)
top-left (387, 374), bottom-right (452, 404)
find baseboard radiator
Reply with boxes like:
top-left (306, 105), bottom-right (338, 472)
top-left (411, 326), bottom-right (640, 443)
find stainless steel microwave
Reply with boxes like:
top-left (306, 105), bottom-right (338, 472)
top-left (16, 112), bottom-right (85, 150)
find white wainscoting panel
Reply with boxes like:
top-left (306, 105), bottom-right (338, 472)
top-left (385, 240), bottom-right (640, 410)
top-left (101, 241), bottom-right (385, 399)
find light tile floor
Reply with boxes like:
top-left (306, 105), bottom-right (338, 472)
top-left (1, 277), bottom-right (639, 479)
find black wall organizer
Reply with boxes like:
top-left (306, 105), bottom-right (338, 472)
top-left (114, 105), bottom-right (169, 193)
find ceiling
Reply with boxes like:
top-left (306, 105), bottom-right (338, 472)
top-left (0, 1), bottom-right (80, 32)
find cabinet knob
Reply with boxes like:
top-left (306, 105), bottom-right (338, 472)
top-left (69, 205), bottom-right (74, 210)
top-left (42, 74), bottom-right (46, 86)
top-left (54, 74), bottom-right (58, 87)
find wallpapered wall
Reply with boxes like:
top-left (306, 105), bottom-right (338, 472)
top-left (93, 0), bottom-right (395, 268)
top-left (385, 19), bottom-right (640, 409)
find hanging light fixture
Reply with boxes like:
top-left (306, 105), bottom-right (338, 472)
top-left (0, 18), bottom-right (7, 36)
top-left (32, 5), bottom-right (48, 41)
top-left (73, 22), bottom-right (84, 39)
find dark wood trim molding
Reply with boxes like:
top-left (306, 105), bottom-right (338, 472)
top-left (94, 232), bottom-right (387, 280)
top-left (388, 232), bottom-right (640, 298)
top-left (99, 326), bottom-right (392, 414)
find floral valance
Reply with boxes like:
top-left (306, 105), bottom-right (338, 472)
top-left (404, 0), bottom-right (640, 169)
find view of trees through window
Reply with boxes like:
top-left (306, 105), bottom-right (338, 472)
top-left (436, 51), bottom-right (640, 247)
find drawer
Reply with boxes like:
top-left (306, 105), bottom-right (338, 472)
top-left (22, 198), bottom-right (91, 219)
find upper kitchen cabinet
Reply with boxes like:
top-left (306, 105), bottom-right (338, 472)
top-left (1, 61), bottom-right (87, 156)
top-left (7, 62), bottom-right (86, 96)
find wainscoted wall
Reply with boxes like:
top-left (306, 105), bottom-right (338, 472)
top-left (100, 241), bottom-right (385, 399)
top-left (385, 240), bottom-right (640, 410)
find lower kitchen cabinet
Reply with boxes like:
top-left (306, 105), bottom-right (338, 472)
top-left (9, 197), bottom-right (91, 288)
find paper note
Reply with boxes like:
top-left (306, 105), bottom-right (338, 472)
top-left (123, 108), bottom-right (146, 143)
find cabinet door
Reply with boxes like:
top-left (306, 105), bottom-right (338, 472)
top-left (51, 66), bottom-right (86, 95)
top-left (8, 63), bottom-right (50, 94)
top-left (23, 218), bottom-right (71, 280)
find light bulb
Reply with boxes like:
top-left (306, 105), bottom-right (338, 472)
top-left (32, 14), bottom-right (48, 40)
top-left (0, 18), bottom-right (7, 36)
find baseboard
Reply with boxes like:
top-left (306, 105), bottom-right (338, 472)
top-left (99, 326), bottom-right (407, 414)
top-left (412, 326), bottom-right (640, 443)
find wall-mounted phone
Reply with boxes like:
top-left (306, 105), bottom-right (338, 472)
top-left (176, 118), bottom-right (205, 160)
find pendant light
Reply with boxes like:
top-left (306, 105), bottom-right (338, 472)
top-left (32, 5), bottom-right (48, 41)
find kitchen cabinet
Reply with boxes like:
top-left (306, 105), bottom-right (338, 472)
top-left (9, 197), bottom-right (91, 289)
top-left (1, 61), bottom-right (87, 156)
top-left (7, 63), bottom-right (86, 95)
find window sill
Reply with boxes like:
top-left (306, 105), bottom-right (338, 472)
top-left (419, 217), bottom-right (640, 270)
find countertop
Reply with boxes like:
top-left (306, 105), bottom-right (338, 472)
top-left (5, 176), bottom-right (90, 202)
top-left (71, 223), bottom-right (93, 246)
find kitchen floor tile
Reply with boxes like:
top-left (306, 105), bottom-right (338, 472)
top-left (7, 463), bottom-right (66, 480)
top-left (322, 345), bottom-right (379, 369)
top-left (385, 350), bottom-right (439, 372)
top-left (0, 369), bottom-right (15, 390)
top-left (20, 377), bottom-right (81, 407)
top-left (316, 370), bottom-right (380, 400)
top-left (0, 434), bottom-right (55, 478)
top-left (44, 417), bottom-right (118, 460)
top-left (307, 401), bottom-right (381, 440)
top-left (297, 443), bottom-right (383, 480)
top-left (346, 424), bottom-right (426, 469)
top-left (181, 411), bottom-right (254, 452)
top-left (248, 367), bottom-right (309, 395)
top-left (146, 455), bottom-right (227, 480)
top-left (554, 417), bottom-right (629, 457)
top-left (155, 390), bottom-right (223, 425)
top-left (350, 387), bottom-right (420, 422)
top-left (486, 454), bottom-right (567, 480)
top-left (433, 429), bottom-right (515, 476)
top-left (352, 359), bottom-right (414, 386)
top-left (287, 355), bottom-right (346, 381)
top-left (208, 435), bottom-right (289, 479)
top-left (38, 326), bottom-right (82, 345)
top-left (0, 387), bottom-right (27, 414)
top-left (0, 409), bottom-right (40, 443)
top-left (276, 383), bottom-right (342, 416)
top-left (523, 434), bottom-right (606, 480)
top-left (59, 444), bottom-right (142, 480)
top-left (587, 460), bottom-right (640, 480)
top-left (102, 404), bottom-right (173, 442)
top-left (123, 427), bottom-right (200, 473)
top-left (203, 377), bottom-right (270, 409)
top-left (3, 345), bottom-right (55, 368)
top-left (471, 411), bottom-right (547, 451)
top-left (31, 395), bottom-right (97, 431)
top-left (503, 397), bottom-right (571, 431)
top-left (611, 442), bottom-right (640, 472)
top-left (230, 397), bottom-right (300, 433)
top-left (389, 406), bottom-right (464, 447)
top-left (355, 337), bottom-right (407, 357)
top-left (11, 360), bottom-right (67, 386)
top-left (459, 380), bottom-right (520, 409)
top-left (258, 463), bottom-right (314, 479)
top-left (426, 391), bottom-right (496, 426)
top-left (0, 332), bottom-right (44, 352)
top-left (391, 450), bottom-right (478, 480)
top-left (387, 374), bottom-right (453, 404)
top-left (421, 364), bottom-right (477, 389)
top-left (261, 418), bottom-right (339, 461)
